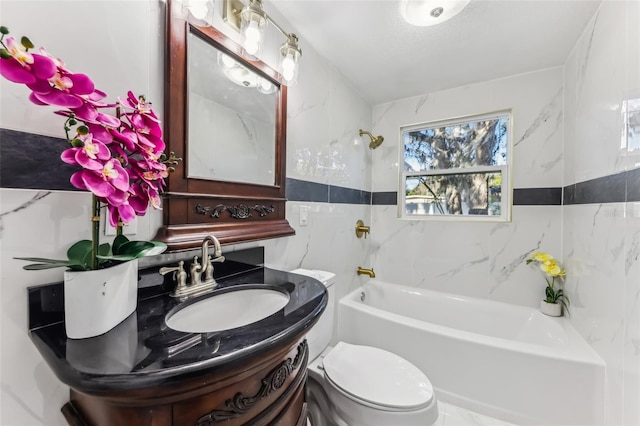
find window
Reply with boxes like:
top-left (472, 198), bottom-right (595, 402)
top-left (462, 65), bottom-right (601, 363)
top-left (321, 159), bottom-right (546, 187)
top-left (399, 111), bottom-right (511, 221)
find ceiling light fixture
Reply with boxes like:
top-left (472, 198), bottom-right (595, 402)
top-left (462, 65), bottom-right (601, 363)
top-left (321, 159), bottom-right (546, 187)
top-left (218, 50), bottom-right (276, 92)
top-left (224, 0), bottom-right (302, 86)
top-left (400, 0), bottom-right (471, 26)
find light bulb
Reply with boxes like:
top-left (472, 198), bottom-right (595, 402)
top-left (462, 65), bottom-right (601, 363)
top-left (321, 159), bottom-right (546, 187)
top-left (244, 40), bottom-right (259, 56)
top-left (218, 53), bottom-right (236, 69)
top-left (244, 20), bottom-right (261, 44)
top-left (282, 67), bottom-right (295, 82)
top-left (187, 0), bottom-right (209, 20)
top-left (257, 78), bottom-right (275, 94)
top-left (282, 53), bottom-right (296, 81)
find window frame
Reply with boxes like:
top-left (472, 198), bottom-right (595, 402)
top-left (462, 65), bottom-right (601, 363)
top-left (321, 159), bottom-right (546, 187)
top-left (398, 110), bottom-right (513, 222)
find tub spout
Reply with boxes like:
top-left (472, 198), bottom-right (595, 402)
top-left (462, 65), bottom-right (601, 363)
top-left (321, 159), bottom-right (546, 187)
top-left (357, 267), bottom-right (375, 278)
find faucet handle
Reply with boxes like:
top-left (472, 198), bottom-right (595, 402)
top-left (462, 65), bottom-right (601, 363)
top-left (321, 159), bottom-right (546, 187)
top-left (159, 260), bottom-right (185, 276)
top-left (203, 256), bottom-right (214, 283)
top-left (160, 260), bottom-right (188, 290)
top-left (355, 220), bottom-right (370, 239)
top-left (190, 256), bottom-right (203, 285)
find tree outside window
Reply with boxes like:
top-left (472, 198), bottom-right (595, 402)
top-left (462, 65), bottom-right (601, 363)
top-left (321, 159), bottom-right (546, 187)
top-left (400, 111), bottom-right (511, 221)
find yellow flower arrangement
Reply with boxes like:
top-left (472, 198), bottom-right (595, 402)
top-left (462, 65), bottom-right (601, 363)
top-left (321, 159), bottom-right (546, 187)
top-left (526, 250), bottom-right (569, 311)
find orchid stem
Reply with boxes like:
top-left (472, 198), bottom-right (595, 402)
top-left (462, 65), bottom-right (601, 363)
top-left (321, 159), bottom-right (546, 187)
top-left (91, 195), bottom-right (100, 270)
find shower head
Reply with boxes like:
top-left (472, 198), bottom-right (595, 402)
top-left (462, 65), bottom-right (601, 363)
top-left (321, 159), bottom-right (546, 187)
top-left (359, 129), bottom-right (384, 149)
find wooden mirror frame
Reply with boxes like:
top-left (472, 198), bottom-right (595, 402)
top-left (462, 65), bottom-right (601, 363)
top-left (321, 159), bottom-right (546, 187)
top-left (154, 0), bottom-right (295, 251)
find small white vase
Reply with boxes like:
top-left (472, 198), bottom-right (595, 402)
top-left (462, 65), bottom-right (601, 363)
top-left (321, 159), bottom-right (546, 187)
top-left (64, 259), bottom-right (138, 339)
top-left (540, 300), bottom-right (562, 317)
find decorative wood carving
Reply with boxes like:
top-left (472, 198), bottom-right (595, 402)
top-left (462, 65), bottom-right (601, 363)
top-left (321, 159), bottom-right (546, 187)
top-left (195, 204), bottom-right (275, 220)
top-left (61, 333), bottom-right (311, 426)
top-left (195, 340), bottom-right (308, 425)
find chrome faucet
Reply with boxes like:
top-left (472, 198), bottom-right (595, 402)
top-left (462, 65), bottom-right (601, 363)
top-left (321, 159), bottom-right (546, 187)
top-left (160, 235), bottom-right (225, 299)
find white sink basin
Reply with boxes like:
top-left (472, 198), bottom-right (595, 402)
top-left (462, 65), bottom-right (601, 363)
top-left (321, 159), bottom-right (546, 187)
top-left (166, 288), bottom-right (290, 333)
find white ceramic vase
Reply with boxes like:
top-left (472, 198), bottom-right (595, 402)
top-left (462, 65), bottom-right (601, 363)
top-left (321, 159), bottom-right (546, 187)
top-left (64, 259), bottom-right (138, 339)
top-left (540, 300), bottom-right (562, 317)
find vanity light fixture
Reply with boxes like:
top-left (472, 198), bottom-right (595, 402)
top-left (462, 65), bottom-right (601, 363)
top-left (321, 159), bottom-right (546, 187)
top-left (224, 0), bottom-right (302, 86)
top-left (184, 0), bottom-right (215, 23)
top-left (240, 0), bottom-right (267, 59)
top-left (279, 34), bottom-right (301, 86)
top-left (359, 129), bottom-right (384, 149)
top-left (400, 0), bottom-right (471, 26)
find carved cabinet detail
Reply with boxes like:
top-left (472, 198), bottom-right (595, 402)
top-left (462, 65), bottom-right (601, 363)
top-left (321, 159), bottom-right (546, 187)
top-left (62, 337), bottom-right (309, 426)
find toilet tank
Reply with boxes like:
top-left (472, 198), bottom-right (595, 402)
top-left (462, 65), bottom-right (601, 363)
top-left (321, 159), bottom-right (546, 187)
top-left (290, 269), bottom-right (335, 360)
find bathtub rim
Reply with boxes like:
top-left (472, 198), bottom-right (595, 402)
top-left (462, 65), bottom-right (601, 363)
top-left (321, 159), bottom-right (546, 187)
top-left (341, 280), bottom-right (605, 368)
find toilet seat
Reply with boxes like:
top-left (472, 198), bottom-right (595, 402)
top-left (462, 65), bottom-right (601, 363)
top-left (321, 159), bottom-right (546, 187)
top-left (322, 342), bottom-right (434, 411)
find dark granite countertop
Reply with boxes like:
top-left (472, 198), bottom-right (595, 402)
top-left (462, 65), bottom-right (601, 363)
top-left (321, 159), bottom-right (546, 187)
top-left (27, 248), bottom-right (327, 393)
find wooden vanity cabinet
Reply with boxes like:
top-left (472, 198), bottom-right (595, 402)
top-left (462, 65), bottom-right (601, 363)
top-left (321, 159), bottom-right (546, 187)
top-left (62, 335), bottom-right (309, 426)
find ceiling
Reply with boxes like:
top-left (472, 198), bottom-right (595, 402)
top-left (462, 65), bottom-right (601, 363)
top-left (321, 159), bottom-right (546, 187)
top-left (269, 0), bottom-right (602, 105)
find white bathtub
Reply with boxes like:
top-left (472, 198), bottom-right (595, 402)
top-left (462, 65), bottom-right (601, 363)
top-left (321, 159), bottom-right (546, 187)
top-left (337, 281), bottom-right (605, 426)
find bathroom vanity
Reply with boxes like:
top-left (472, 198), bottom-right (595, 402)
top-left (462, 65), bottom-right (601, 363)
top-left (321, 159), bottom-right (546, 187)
top-left (27, 248), bottom-right (327, 425)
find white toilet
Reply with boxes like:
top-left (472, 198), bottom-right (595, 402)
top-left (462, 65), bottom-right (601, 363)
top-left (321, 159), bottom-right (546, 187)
top-left (291, 269), bottom-right (438, 426)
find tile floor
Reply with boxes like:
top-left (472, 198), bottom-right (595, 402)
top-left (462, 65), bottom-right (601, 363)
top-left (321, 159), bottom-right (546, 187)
top-left (436, 402), bottom-right (518, 426)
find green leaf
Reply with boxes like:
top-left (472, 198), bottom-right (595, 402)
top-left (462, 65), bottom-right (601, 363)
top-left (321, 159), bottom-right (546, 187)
top-left (545, 286), bottom-right (555, 300)
top-left (67, 240), bottom-right (92, 262)
top-left (66, 264), bottom-right (91, 271)
top-left (139, 241), bottom-right (167, 256)
top-left (23, 263), bottom-right (72, 270)
top-left (14, 256), bottom-right (69, 263)
top-left (98, 243), bottom-right (111, 257)
top-left (112, 240), bottom-right (167, 258)
top-left (112, 234), bottom-right (130, 254)
top-left (20, 36), bottom-right (34, 49)
top-left (115, 241), bottom-right (155, 256)
top-left (96, 254), bottom-right (139, 262)
top-left (14, 257), bottom-right (88, 271)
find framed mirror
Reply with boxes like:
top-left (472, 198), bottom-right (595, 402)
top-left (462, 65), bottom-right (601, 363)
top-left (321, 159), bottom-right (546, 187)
top-left (154, 0), bottom-right (295, 251)
top-left (187, 31), bottom-right (277, 185)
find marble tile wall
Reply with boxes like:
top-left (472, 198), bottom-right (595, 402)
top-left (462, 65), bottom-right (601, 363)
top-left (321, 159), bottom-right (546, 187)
top-left (563, 2), bottom-right (640, 425)
top-left (2, 1), bottom-right (637, 426)
top-left (370, 67), bottom-right (565, 308)
top-left (0, 1), bottom-right (371, 425)
top-left (260, 1), bottom-right (374, 340)
top-left (0, 2), bottom-right (164, 424)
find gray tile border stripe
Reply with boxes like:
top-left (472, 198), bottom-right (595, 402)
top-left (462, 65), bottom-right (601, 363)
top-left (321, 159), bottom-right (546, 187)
top-left (1, 128), bottom-right (79, 191)
top-left (564, 170), bottom-right (635, 205)
top-left (3, 129), bottom-right (638, 206)
top-left (512, 188), bottom-right (562, 205)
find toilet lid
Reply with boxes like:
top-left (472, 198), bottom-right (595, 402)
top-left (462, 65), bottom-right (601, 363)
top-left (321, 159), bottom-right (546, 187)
top-left (322, 342), bottom-right (434, 410)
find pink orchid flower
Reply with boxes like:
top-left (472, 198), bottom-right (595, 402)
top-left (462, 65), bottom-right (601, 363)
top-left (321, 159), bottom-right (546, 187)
top-left (69, 158), bottom-right (129, 200)
top-left (60, 134), bottom-right (111, 170)
top-left (108, 202), bottom-right (136, 227)
top-left (1, 29), bottom-right (169, 227)
top-left (0, 37), bottom-right (56, 84)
